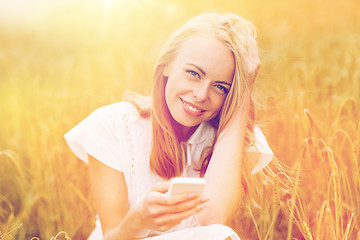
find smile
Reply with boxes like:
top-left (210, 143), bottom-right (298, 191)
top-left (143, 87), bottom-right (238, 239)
top-left (180, 98), bottom-right (205, 116)
top-left (183, 101), bottom-right (201, 112)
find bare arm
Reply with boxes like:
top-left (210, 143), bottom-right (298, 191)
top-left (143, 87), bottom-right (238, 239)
top-left (197, 41), bottom-right (260, 225)
top-left (88, 155), bottom-right (208, 240)
top-left (88, 155), bottom-right (138, 239)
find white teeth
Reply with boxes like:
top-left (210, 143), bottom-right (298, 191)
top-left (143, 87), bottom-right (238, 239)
top-left (183, 101), bottom-right (201, 112)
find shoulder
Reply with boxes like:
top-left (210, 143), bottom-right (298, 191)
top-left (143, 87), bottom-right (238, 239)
top-left (78, 101), bottom-right (143, 133)
top-left (88, 101), bottom-right (142, 124)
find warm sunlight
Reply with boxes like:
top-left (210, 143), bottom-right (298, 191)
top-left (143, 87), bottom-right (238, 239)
top-left (1, 0), bottom-right (359, 239)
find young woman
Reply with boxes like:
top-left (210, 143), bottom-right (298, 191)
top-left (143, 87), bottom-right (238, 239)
top-left (65, 12), bottom-right (274, 240)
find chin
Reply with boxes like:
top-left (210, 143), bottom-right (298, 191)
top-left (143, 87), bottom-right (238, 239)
top-left (173, 115), bottom-right (199, 127)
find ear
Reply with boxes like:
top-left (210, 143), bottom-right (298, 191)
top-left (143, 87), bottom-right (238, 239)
top-left (163, 64), bottom-right (169, 77)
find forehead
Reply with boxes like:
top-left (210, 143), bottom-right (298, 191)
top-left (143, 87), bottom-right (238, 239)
top-left (174, 34), bottom-right (235, 82)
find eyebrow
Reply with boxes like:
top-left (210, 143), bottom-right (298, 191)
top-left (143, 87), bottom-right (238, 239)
top-left (215, 81), bottom-right (232, 86)
top-left (186, 63), bottom-right (232, 86)
top-left (185, 63), bottom-right (206, 76)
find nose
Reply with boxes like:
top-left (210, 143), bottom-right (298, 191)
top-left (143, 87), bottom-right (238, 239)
top-left (192, 83), bottom-right (210, 102)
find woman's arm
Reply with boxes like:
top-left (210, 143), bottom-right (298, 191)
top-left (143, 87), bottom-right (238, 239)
top-left (197, 41), bottom-right (260, 225)
top-left (88, 155), bottom-right (137, 239)
top-left (88, 155), bottom-right (208, 240)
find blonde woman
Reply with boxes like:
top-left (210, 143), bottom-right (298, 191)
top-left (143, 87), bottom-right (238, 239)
top-left (65, 12), bottom-right (274, 240)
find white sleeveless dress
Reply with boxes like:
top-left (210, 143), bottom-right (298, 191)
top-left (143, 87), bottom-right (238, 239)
top-left (64, 102), bottom-right (274, 240)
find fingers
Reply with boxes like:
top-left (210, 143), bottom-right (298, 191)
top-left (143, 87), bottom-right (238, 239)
top-left (145, 182), bottom-right (209, 232)
top-left (160, 195), bottom-right (208, 214)
top-left (148, 190), bottom-right (192, 207)
top-left (150, 198), bottom-right (208, 232)
top-left (147, 192), bottom-right (207, 214)
top-left (165, 200), bottom-right (207, 220)
top-left (247, 39), bottom-right (261, 81)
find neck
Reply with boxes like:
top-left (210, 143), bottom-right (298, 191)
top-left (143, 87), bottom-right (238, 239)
top-left (172, 120), bottom-right (199, 142)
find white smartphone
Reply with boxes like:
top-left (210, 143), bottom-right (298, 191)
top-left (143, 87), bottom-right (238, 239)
top-left (168, 177), bottom-right (206, 195)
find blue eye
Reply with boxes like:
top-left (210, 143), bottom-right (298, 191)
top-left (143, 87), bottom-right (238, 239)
top-left (215, 85), bottom-right (229, 94)
top-left (187, 70), bottom-right (200, 78)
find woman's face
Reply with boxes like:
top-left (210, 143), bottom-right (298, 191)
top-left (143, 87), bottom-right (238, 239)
top-left (164, 34), bottom-right (235, 134)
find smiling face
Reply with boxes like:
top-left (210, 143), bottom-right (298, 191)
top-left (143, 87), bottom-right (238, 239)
top-left (164, 34), bottom-right (235, 136)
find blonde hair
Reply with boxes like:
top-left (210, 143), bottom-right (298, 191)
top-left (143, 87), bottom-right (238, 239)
top-left (126, 12), bottom-right (257, 179)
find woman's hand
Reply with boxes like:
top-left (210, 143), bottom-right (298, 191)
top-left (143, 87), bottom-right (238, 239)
top-left (196, 39), bottom-right (261, 226)
top-left (89, 154), bottom-right (208, 240)
top-left (246, 39), bottom-right (261, 88)
top-left (130, 182), bottom-right (208, 234)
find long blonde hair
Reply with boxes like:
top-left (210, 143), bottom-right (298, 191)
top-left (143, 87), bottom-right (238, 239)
top-left (126, 12), bottom-right (257, 179)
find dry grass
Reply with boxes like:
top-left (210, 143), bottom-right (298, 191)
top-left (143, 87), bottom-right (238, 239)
top-left (0, 0), bottom-right (359, 239)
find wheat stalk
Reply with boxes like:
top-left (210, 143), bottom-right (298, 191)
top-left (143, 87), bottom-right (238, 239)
top-left (325, 147), bottom-right (343, 239)
top-left (343, 213), bottom-right (356, 240)
top-left (325, 207), bottom-right (336, 240)
top-left (315, 201), bottom-right (328, 239)
top-left (273, 173), bottom-right (280, 206)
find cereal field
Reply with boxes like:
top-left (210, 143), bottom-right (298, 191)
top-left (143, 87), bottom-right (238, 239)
top-left (0, 0), bottom-right (359, 239)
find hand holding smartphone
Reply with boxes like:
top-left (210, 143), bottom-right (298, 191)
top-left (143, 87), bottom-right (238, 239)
top-left (168, 177), bottom-right (206, 195)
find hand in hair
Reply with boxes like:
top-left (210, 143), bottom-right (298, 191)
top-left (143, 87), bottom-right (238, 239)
top-left (246, 39), bottom-right (261, 87)
top-left (196, 40), bottom-right (260, 225)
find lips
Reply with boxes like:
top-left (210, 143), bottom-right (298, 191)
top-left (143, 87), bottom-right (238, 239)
top-left (180, 98), bottom-right (205, 117)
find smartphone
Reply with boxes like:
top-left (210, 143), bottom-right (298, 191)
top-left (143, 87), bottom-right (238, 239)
top-left (168, 177), bottom-right (206, 195)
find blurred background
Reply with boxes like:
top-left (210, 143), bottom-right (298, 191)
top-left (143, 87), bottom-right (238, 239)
top-left (0, 0), bottom-right (359, 239)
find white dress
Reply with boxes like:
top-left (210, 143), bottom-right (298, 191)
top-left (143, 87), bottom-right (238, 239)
top-left (64, 102), bottom-right (274, 240)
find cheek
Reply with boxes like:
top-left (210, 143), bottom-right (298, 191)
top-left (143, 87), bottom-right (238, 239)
top-left (212, 95), bottom-right (227, 112)
top-left (164, 81), bottom-right (171, 105)
top-left (164, 74), bottom-right (182, 99)
top-left (164, 77), bottom-right (177, 107)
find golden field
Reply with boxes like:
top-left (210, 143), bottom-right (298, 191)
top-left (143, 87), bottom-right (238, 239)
top-left (0, 0), bottom-right (359, 239)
